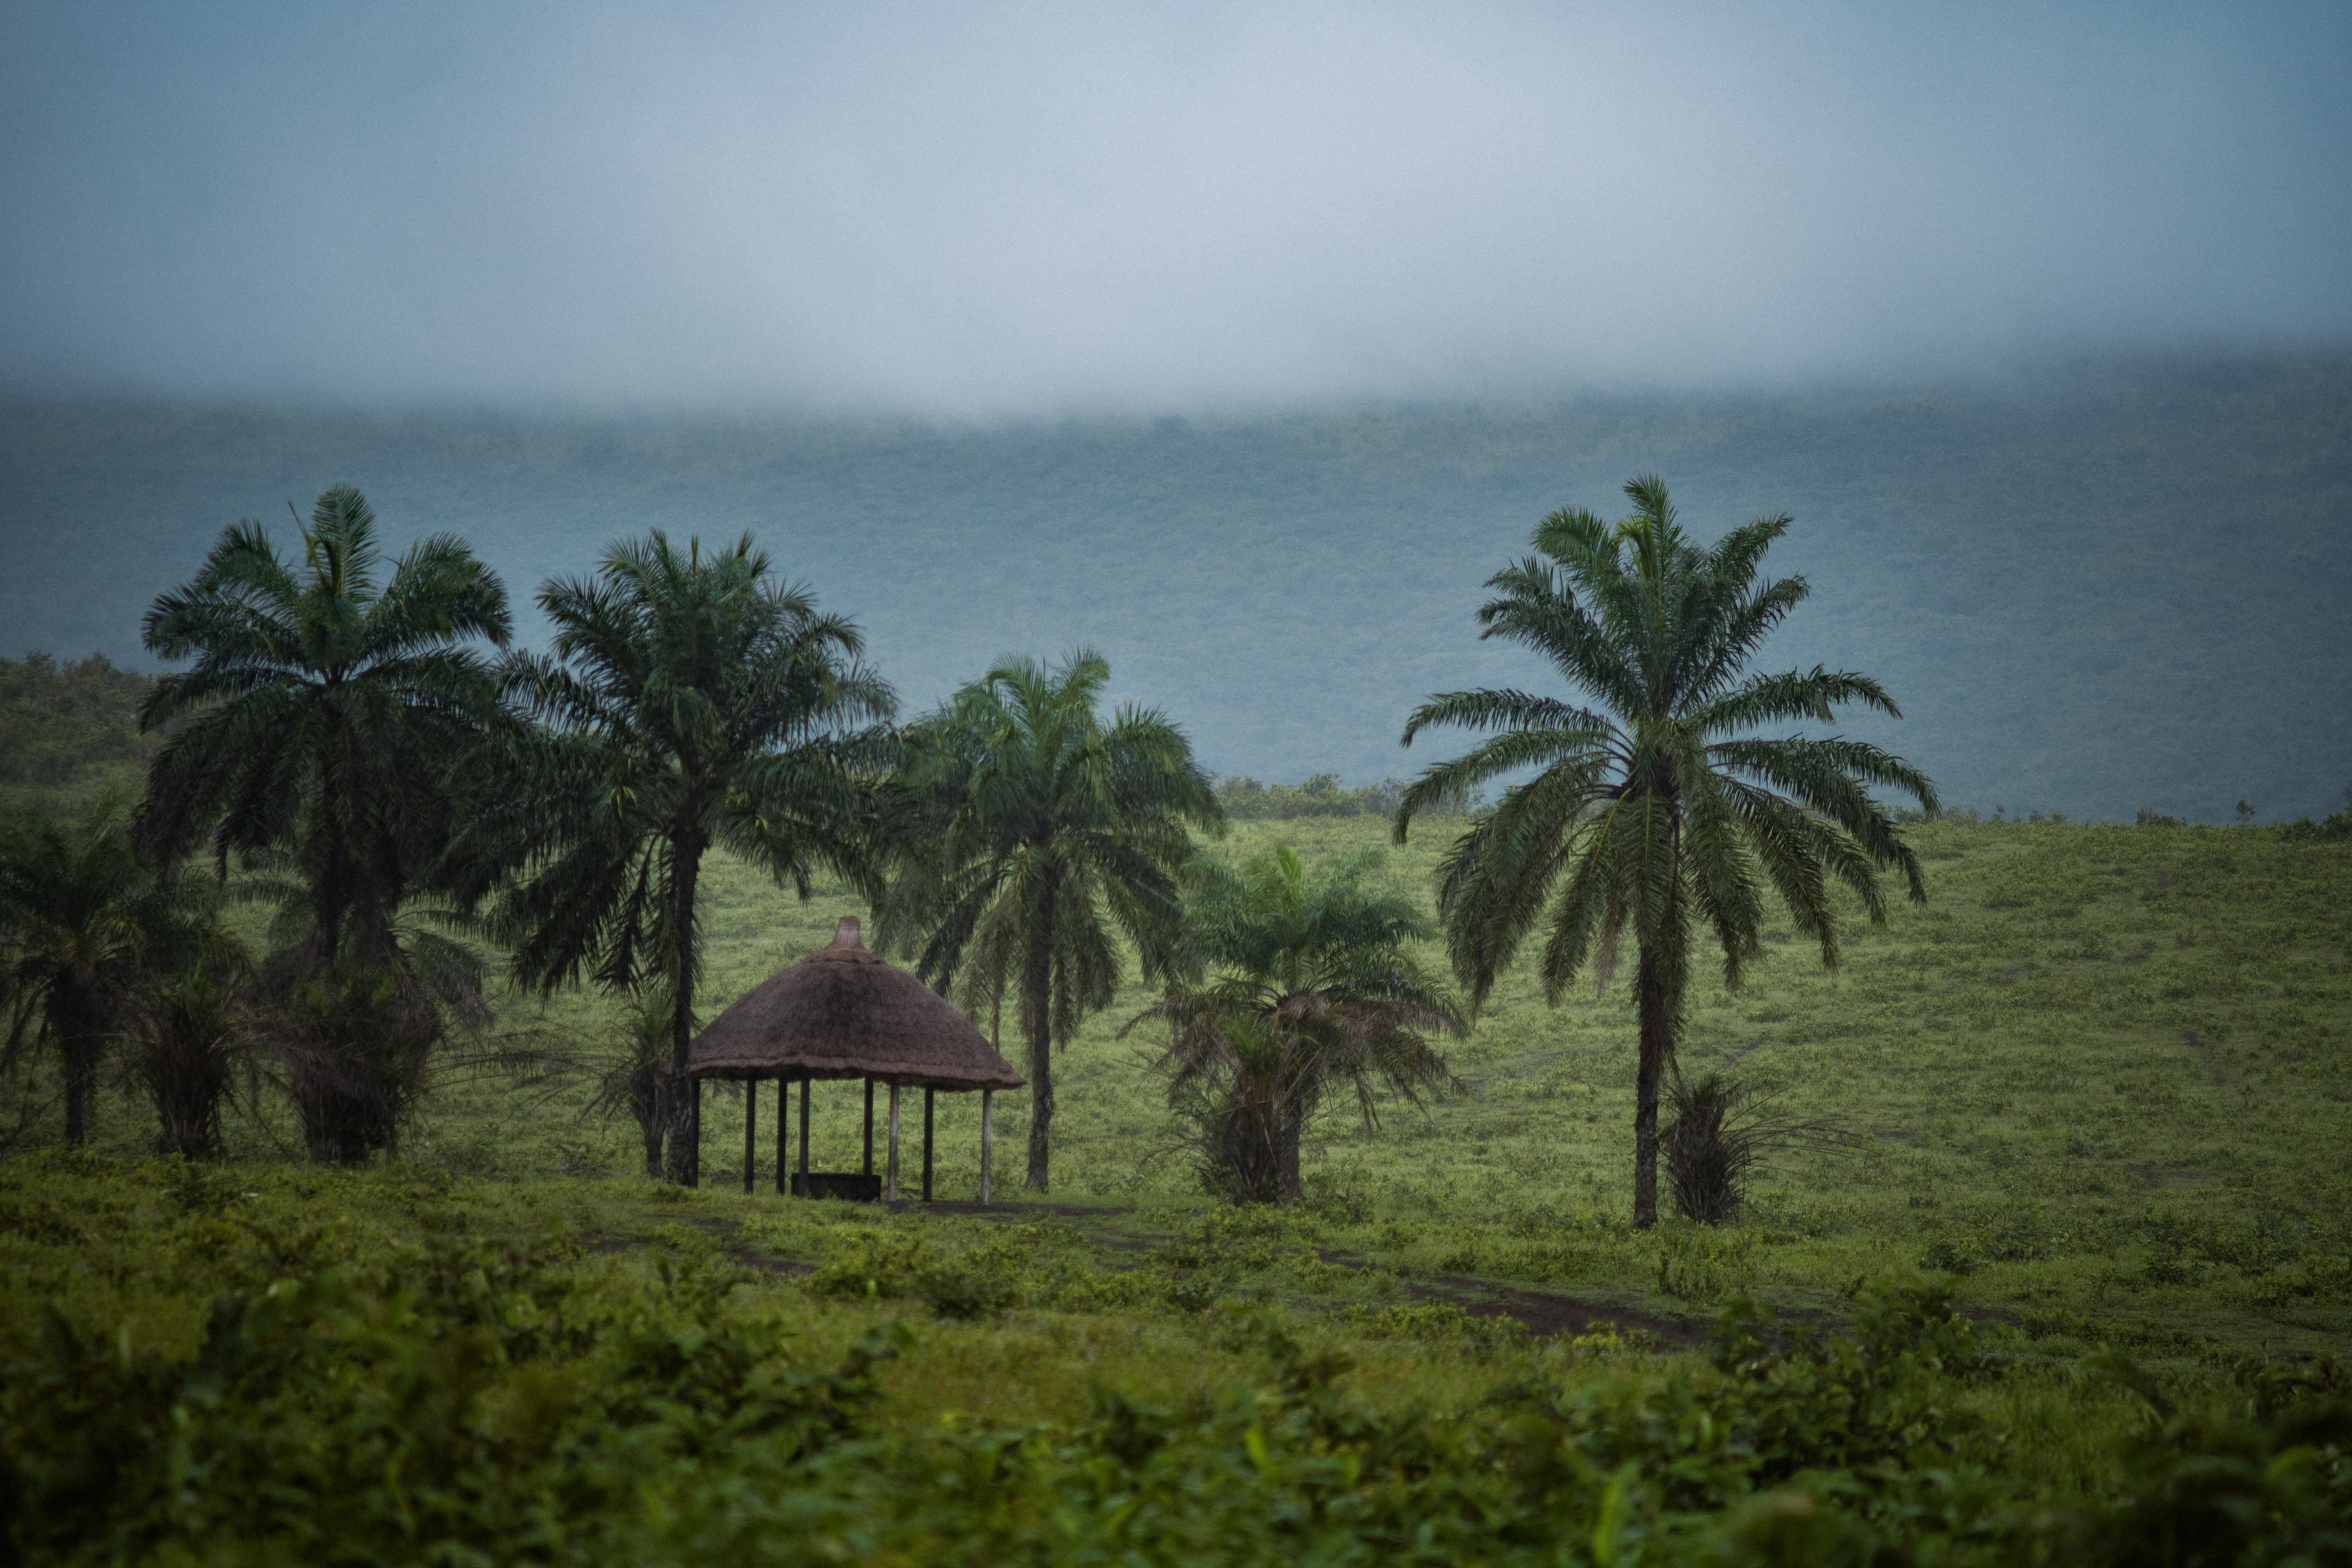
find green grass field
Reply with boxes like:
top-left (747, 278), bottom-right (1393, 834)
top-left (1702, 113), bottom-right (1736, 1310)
top-left (13, 809), bottom-right (2350, 1354)
top-left (6, 809), bottom-right (2350, 1561)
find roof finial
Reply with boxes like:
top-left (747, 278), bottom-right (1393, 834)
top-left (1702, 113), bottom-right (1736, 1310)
top-left (832, 914), bottom-right (863, 949)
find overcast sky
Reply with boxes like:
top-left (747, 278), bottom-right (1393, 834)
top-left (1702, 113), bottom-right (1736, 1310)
top-left (4, 2), bottom-right (2347, 418)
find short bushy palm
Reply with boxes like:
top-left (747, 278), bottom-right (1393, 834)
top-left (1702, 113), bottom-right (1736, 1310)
top-left (125, 971), bottom-right (247, 1161)
top-left (578, 989), bottom-right (679, 1180)
top-left (881, 651), bottom-right (1221, 1193)
top-left (450, 532), bottom-right (894, 1182)
top-left (1396, 477), bottom-right (1936, 1226)
top-left (1140, 843), bottom-right (1461, 1203)
top-left (0, 794), bottom-right (222, 1145)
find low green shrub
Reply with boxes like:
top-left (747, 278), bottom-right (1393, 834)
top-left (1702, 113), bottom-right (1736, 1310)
top-left (1340, 1299), bottom-right (1534, 1354)
top-left (2, 1237), bottom-right (904, 1565)
top-left (806, 1225), bottom-right (1020, 1319)
top-left (7, 1165), bottom-right (2350, 1564)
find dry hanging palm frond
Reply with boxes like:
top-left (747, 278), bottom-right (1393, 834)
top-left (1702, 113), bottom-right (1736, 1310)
top-left (1153, 1009), bottom-right (1291, 1204)
top-left (119, 973), bottom-right (246, 1160)
top-left (1661, 1063), bottom-right (1860, 1224)
top-left (576, 989), bottom-right (680, 1179)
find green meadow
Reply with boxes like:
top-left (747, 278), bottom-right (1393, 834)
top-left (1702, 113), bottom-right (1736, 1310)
top-left (8, 799), bottom-right (2349, 1561)
top-left (244, 812), bottom-right (2352, 1357)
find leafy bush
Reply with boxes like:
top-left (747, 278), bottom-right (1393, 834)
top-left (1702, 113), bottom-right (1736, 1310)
top-left (1301, 1164), bottom-right (1371, 1223)
top-left (1654, 1224), bottom-right (1766, 1303)
top-left (2, 1234), bottom-right (905, 1565)
top-left (1703, 1278), bottom-right (1992, 1476)
top-left (9, 1165), bottom-right (2351, 1564)
top-left (2046, 1351), bottom-right (2352, 1566)
top-left (1917, 1205), bottom-right (2086, 1276)
top-left (1339, 1300), bottom-right (1533, 1354)
top-left (1917, 1228), bottom-right (1978, 1275)
top-left (806, 1225), bottom-right (1020, 1319)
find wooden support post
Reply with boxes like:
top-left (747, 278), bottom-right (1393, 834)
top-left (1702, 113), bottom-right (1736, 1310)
top-left (979, 1088), bottom-right (993, 1205)
top-left (689, 1078), bottom-right (702, 1188)
top-left (862, 1078), bottom-right (874, 1175)
top-left (922, 1087), bottom-right (934, 1203)
top-left (742, 1077), bottom-right (756, 1194)
top-left (774, 1076), bottom-right (787, 1194)
top-left (886, 1082), bottom-right (901, 1202)
top-left (798, 1078), bottom-right (811, 1179)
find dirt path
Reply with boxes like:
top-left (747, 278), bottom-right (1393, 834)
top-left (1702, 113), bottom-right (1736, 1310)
top-left (630, 1202), bottom-right (1709, 1346)
top-left (1402, 1274), bottom-right (1706, 1346)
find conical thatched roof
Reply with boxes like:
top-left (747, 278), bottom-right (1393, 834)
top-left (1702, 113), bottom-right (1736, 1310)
top-left (686, 916), bottom-right (1024, 1091)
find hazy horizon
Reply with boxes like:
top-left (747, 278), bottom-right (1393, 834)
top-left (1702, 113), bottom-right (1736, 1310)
top-left (7, 353), bottom-right (2349, 826)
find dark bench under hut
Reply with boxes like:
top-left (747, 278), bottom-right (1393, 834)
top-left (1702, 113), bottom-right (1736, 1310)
top-left (685, 916), bottom-right (1026, 1202)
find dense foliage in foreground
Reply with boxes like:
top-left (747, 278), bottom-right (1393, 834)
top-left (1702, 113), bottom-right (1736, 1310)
top-left (5, 1157), bottom-right (2350, 1565)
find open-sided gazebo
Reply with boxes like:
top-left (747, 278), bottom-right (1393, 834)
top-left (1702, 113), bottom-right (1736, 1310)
top-left (686, 916), bottom-right (1024, 1202)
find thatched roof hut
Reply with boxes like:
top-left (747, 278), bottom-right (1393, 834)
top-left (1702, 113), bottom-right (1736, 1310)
top-left (687, 916), bottom-right (1023, 1091)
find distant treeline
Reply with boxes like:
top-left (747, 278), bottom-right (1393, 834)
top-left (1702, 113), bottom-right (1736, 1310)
top-left (3, 655), bottom-right (2342, 837)
top-left (0, 653), bottom-right (159, 787)
top-left (2280, 802), bottom-right (2352, 842)
top-left (1212, 772), bottom-right (1456, 821)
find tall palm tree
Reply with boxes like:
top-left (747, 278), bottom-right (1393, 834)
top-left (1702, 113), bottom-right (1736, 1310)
top-left (0, 794), bottom-right (224, 1145)
top-left (1137, 843), bottom-right (1461, 1203)
top-left (881, 650), bottom-right (1221, 1193)
top-left (1395, 477), bottom-right (1936, 1227)
top-left (137, 486), bottom-right (512, 967)
top-left (448, 532), bottom-right (895, 1183)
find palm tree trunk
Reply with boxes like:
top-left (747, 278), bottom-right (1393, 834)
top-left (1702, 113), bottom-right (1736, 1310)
top-left (631, 1065), bottom-right (663, 1178)
top-left (61, 1034), bottom-right (98, 1146)
top-left (1278, 1102), bottom-right (1304, 1204)
top-left (315, 741), bottom-right (353, 965)
top-left (664, 831), bottom-right (704, 1185)
top-left (1634, 943), bottom-right (1670, 1229)
top-left (1022, 880), bottom-right (1056, 1192)
top-left (56, 976), bottom-right (105, 1147)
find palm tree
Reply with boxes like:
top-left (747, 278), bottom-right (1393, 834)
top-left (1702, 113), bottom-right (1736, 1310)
top-left (0, 794), bottom-right (224, 1145)
top-left (1137, 843), bottom-right (1461, 1203)
top-left (137, 486), bottom-right (512, 967)
top-left (1394, 477), bottom-right (1936, 1227)
top-left (880, 650), bottom-right (1221, 1193)
top-left (136, 488), bottom-right (510, 1162)
top-left (448, 532), bottom-right (895, 1183)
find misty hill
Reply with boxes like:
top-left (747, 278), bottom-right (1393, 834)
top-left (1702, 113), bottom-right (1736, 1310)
top-left (2, 350), bottom-right (2347, 822)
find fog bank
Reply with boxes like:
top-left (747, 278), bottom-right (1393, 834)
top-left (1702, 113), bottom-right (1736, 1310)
top-left (4, 3), bottom-right (2348, 417)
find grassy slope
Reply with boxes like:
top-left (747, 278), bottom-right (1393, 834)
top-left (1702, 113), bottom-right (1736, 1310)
top-left (13, 812), bottom-right (2346, 1376)
top-left (4, 818), bottom-right (2346, 1564)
